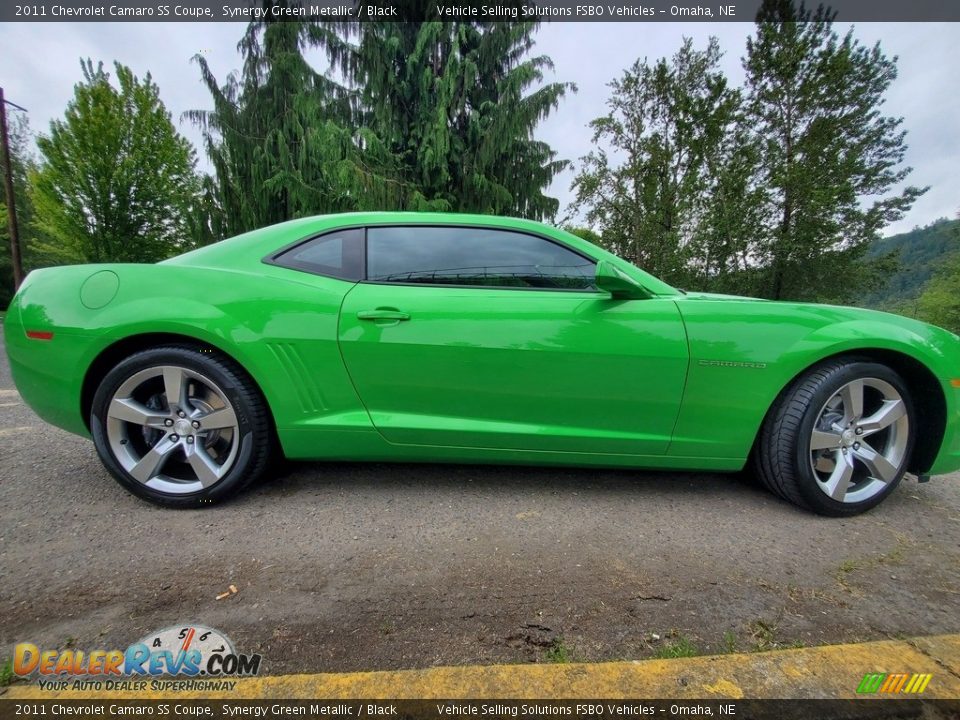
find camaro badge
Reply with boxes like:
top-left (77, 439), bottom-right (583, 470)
top-left (698, 359), bottom-right (768, 369)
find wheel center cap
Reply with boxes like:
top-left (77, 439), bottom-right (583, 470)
top-left (841, 429), bottom-right (855, 446)
top-left (174, 419), bottom-right (192, 437)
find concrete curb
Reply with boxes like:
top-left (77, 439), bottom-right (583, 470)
top-left (6, 634), bottom-right (960, 700)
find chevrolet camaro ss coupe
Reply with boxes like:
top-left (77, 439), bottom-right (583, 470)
top-left (4, 212), bottom-right (960, 515)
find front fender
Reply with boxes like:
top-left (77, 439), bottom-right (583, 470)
top-left (669, 299), bottom-right (960, 465)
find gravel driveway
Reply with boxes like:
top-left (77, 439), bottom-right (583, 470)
top-left (1, 333), bottom-right (958, 675)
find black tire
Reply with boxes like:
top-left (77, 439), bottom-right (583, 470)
top-left (91, 345), bottom-right (273, 508)
top-left (753, 358), bottom-right (915, 517)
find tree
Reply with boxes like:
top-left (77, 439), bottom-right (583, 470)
top-left (570, 38), bottom-right (740, 286)
top-left (0, 112), bottom-right (36, 307)
top-left (685, 117), bottom-right (768, 296)
top-left (322, 19), bottom-right (575, 219)
top-left (744, 0), bottom-right (923, 302)
top-left (188, 5), bottom-right (411, 238)
top-left (30, 60), bottom-right (200, 264)
top-left (563, 226), bottom-right (603, 246)
top-left (915, 213), bottom-right (960, 332)
top-left (192, 12), bottom-right (572, 234)
top-left (916, 254), bottom-right (960, 333)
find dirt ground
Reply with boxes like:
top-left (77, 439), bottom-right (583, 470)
top-left (1, 335), bottom-right (958, 675)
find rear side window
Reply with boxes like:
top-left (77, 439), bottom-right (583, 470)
top-left (272, 228), bottom-right (364, 280)
top-left (366, 226), bottom-right (596, 290)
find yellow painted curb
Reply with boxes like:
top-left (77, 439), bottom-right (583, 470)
top-left (5, 634), bottom-right (960, 700)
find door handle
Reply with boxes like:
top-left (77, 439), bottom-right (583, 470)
top-left (357, 309), bottom-right (411, 322)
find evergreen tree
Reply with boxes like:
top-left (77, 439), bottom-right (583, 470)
top-left (744, 0), bottom-right (923, 302)
top-left (323, 19), bottom-right (574, 219)
top-left (30, 60), bottom-right (200, 264)
top-left (188, 3), bottom-right (410, 238)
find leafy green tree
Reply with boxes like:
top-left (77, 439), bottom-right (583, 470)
top-left (686, 119), bottom-right (767, 295)
top-left (744, 0), bottom-right (923, 302)
top-left (917, 255), bottom-right (960, 333)
top-left (30, 60), bottom-right (200, 264)
top-left (865, 217), bottom-right (960, 308)
top-left (563, 226), bottom-right (602, 246)
top-left (322, 19), bottom-right (575, 219)
top-left (915, 214), bottom-right (960, 332)
top-left (570, 38), bottom-right (739, 286)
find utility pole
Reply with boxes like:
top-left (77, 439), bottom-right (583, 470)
top-left (0, 87), bottom-right (26, 290)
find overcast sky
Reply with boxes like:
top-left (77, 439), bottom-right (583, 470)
top-left (1, 21), bottom-right (958, 236)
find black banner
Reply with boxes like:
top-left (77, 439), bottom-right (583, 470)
top-left (3, 0), bottom-right (960, 23)
top-left (2, 700), bottom-right (960, 720)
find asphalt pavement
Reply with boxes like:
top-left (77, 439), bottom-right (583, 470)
top-left (1, 334), bottom-right (959, 675)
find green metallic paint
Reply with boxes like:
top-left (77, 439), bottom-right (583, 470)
top-left (4, 212), bottom-right (960, 478)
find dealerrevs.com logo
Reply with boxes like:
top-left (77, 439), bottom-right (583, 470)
top-left (13, 625), bottom-right (261, 691)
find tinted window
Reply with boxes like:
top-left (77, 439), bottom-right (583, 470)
top-left (366, 227), bottom-right (596, 290)
top-left (273, 228), bottom-right (364, 280)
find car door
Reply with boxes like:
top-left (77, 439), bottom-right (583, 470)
top-left (337, 225), bottom-right (689, 456)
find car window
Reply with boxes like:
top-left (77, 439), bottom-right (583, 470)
top-left (366, 227), bottom-right (597, 290)
top-left (273, 228), bottom-right (364, 280)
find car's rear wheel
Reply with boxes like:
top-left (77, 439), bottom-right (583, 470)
top-left (754, 359), bottom-right (915, 516)
top-left (91, 346), bottom-right (272, 508)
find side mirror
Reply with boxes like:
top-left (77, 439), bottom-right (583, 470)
top-left (595, 260), bottom-right (651, 300)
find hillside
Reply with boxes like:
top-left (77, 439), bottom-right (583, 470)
top-left (866, 218), bottom-right (960, 309)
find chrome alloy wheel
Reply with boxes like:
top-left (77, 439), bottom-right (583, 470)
top-left (105, 365), bottom-right (240, 495)
top-left (809, 377), bottom-right (910, 504)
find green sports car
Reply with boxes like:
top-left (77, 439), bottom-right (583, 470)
top-left (4, 212), bottom-right (960, 515)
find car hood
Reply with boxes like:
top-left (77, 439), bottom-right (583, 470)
top-left (676, 290), bottom-right (960, 347)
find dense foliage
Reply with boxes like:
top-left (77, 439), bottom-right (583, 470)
top-left (189, 5), bottom-right (573, 236)
top-left (571, 0), bottom-right (924, 302)
top-left (30, 61), bottom-right (201, 264)
top-left (866, 218), bottom-right (960, 308)
top-left (570, 38), bottom-right (746, 291)
top-left (917, 248), bottom-right (960, 333)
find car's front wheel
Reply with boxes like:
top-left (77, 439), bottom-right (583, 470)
top-left (91, 345), bottom-right (272, 508)
top-left (754, 359), bottom-right (915, 516)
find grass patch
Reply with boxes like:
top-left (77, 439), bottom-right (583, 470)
top-left (838, 559), bottom-right (858, 574)
top-left (1, 658), bottom-right (14, 687)
top-left (545, 638), bottom-right (572, 664)
top-left (721, 631), bottom-right (738, 654)
top-left (749, 619), bottom-right (779, 652)
top-left (654, 635), bottom-right (699, 659)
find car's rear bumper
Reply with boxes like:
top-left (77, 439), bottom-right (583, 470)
top-left (4, 296), bottom-right (90, 438)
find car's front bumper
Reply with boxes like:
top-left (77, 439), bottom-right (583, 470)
top-left (928, 379), bottom-right (960, 476)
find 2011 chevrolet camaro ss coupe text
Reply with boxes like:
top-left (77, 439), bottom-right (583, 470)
top-left (5, 213), bottom-right (960, 515)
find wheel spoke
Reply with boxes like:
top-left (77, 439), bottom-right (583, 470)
top-left (185, 442), bottom-right (223, 487)
top-left (163, 367), bottom-right (188, 411)
top-left (108, 398), bottom-right (168, 428)
top-left (859, 399), bottom-right (906, 436)
top-left (840, 380), bottom-right (865, 422)
top-left (197, 406), bottom-right (237, 431)
top-left (823, 450), bottom-right (855, 501)
top-left (853, 441), bottom-right (898, 483)
top-left (129, 435), bottom-right (178, 483)
top-left (811, 429), bottom-right (842, 450)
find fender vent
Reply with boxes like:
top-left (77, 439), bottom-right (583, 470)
top-left (265, 342), bottom-right (327, 415)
